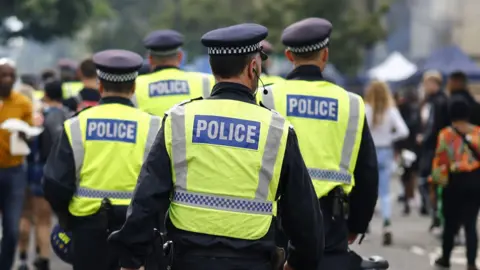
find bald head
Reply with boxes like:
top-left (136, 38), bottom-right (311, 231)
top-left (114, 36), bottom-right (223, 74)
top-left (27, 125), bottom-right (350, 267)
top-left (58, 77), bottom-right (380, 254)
top-left (0, 60), bottom-right (16, 98)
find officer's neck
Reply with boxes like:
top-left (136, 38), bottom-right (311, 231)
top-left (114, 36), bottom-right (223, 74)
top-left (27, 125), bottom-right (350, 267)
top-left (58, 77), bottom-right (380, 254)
top-left (293, 60), bottom-right (324, 71)
top-left (82, 78), bottom-right (98, 89)
top-left (102, 92), bottom-right (132, 99)
top-left (152, 61), bottom-right (180, 70)
top-left (215, 77), bottom-right (254, 93)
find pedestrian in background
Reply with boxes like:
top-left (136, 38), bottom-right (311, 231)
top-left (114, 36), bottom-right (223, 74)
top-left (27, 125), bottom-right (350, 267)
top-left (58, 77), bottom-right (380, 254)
top-left (0, 58), bottom-right (33, 270)
top-left (395, 90), bottom-right (422, 215)
top-left (365, 80), bottom-right (409, 246)
top-left (432, 96), bottom-right (480, 270)
top-left (417, 70), bottom-right (449, 231)
top-left (447, 71), bottom-right (480, 126)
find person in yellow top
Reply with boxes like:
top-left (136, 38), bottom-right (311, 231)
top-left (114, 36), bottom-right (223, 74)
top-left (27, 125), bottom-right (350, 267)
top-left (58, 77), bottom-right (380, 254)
top-left (133, 30), bottom-right (215, 116)
top-left (259, 40), bottom-right (285, 86)
top-left (43, 49), bottom-right (161, 270)
top-left (0, 58), bottom-right (34, 270)
top-left (260, 18), bottom-right (379, 270)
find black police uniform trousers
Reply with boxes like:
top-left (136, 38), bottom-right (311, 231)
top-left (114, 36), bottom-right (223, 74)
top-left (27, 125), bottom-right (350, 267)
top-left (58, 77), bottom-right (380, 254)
top-left (317, 196), bottom-right (362, 270)
top-left (171, 248), bottom-right (272, 270)
top-left (71, 206), bottom-right (128, 270)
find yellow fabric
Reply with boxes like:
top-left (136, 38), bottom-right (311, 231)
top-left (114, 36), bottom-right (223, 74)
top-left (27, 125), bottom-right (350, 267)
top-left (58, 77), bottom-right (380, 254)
top-left (266, 80), bottom-right (365, 198)
top-left (62, 82), bottom-right (83, 99)
top-left (135, 69), bottom-right (215, 116)
top-left (164, 99), bottom-right (289, 240)
top-left (33, 90), bottom-right (44, 101)
top-left (261, 74), bottom-right (285, 86)
top-left (66, 104), bottom-right (158, 216)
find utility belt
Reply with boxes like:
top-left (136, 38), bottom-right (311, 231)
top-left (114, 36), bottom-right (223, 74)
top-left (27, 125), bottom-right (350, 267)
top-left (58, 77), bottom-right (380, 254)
top-left (320, 187), bottom-right (349, 220)
top-left (157, 232), bottom-right (285, 270)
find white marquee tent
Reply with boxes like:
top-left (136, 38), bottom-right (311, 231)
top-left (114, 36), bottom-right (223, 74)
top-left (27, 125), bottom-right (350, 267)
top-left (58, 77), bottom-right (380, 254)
top-left (368, 51), bottom-right (417, 82)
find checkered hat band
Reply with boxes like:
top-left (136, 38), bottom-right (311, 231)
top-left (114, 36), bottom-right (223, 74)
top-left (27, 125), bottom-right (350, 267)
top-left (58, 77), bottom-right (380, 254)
top-left (97, 70), bottom-right (138, 83)
top-left (207, 43), bottom-right (261, 55)
top-left (288, 37), bottom-right (330, 53)
top-left (172, 190), bottom-right (273, 215)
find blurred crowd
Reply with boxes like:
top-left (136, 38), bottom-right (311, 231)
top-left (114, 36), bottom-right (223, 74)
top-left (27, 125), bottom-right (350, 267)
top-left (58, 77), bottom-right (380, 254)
top-left (365, 69), bottom-right (480, 269)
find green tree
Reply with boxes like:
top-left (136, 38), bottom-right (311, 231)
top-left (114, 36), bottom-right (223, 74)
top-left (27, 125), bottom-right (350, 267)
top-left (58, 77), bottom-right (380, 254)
top-left (255, 0), bottom-right (390, 74)
top-left (0, 0), bottom-right (93, 42)
top-left (86, 0), bottom-right (389, 74)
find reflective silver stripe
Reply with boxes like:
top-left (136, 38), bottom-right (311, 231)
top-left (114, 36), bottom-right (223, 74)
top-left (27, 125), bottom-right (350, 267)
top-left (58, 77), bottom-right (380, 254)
top-left (256, 112), bottom-right (285, 199)
top-left (76, 187), bottom-right (133, 199)
top-left (308, 168), bottom-right (351, 184)
top-left (340, 93), bottom-right (361, 171)
top-left (262, 86), bottom-right (275, 109)
top-left (202, 76), bottom-right (211, 98)
top-left (144, 116), bottom-right (161, 161)
top-left (68, 117), bottom-right (84, 183)
top-left (172, 190), bottom-right (272, 215)
top-left (130, 94), bottom-right (138, 107)
top-left (170, 105), bottom-right (188, 191)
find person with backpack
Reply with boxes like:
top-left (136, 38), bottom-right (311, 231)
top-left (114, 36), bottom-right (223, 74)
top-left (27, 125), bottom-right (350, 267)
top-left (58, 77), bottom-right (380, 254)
top-left (432, 96), bottom-right (480, 270)
top-left (63, 58), bottom-right (101, 113)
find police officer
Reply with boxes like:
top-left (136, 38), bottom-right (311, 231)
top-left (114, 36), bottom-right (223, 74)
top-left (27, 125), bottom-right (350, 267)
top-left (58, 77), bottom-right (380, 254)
top-left (43, 49), bottom-right (161, 270)
top-left (109, 23), bottom-right (323, 270)
top-left (58, 59), bottom-right (84, 99)
top-left (133, 29), bottom-right (215, 116)
top-left (261, 18), bottom-right (379, 270)
top-left (259, 40), bottom-right (285, 85)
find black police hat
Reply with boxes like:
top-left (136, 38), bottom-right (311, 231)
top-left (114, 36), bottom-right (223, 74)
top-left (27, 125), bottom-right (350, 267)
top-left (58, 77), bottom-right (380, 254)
top-left (93, 49), bottom-right (143, 83)
top-left (282, 18), bottom-right (332, 54)
top-left (201, 23), bottom-right (268, 60)
top-left (143, 30), bottom-right (184, 56)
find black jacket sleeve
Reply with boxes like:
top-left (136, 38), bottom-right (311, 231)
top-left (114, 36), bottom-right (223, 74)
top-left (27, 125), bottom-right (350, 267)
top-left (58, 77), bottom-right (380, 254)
top-left (279, 128), bottom-right (324, 270)
top-left (108, 117), bottom-right (172, 269)
top-left (348, 118), bottom-right (379, 234)
top-left (42, 130), bottom-right (76, 216)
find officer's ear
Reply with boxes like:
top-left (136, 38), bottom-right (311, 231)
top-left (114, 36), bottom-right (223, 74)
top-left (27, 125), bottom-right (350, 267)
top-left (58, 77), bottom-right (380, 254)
top-left (177, 51), bottom-right (184, 65)
top-left (285, 50), bottom-right (294, 63)
top-left (321, 48), bottom-right (329, 63)
top-left (248, 57), bottom-right (257, 80)
top-left (148, 55), bottom-right (154, 70)
top-left (131, 82), bottom-right (136, 94)
top-left (98, 80), bottom-right (104, 95)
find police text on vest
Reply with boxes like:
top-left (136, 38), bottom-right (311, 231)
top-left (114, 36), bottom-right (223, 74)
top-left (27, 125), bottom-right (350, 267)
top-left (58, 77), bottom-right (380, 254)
top-left (86, 119), bottom-right (137, 143)
top-left (149, 80), bottom-right (190, 97)
top-left (192, 115), bottom-right (260, 150)
top-left (287, 94), bottom-right (338, 121)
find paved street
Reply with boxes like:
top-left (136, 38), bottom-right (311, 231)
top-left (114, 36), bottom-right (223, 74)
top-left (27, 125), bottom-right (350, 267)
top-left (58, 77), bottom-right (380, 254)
top-left (4, 179), bottom-right (476, 269)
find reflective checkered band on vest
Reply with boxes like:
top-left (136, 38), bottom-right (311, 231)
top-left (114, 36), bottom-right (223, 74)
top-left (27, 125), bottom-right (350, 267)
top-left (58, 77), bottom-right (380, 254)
top-left (288, 38), bottom-right (330, 54)
top-left (207, 43), bottom-right (261, 55)
top-left (169, 104), bottom-right (285, 212)
top-left (76, 187), bottom-right (133, 199)
top-left (308, 168), bottom-right (352, 184)
top-left (96, 70), bottom-right (138, 83)
top-left (172, 191), bottom-right (273, 215)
